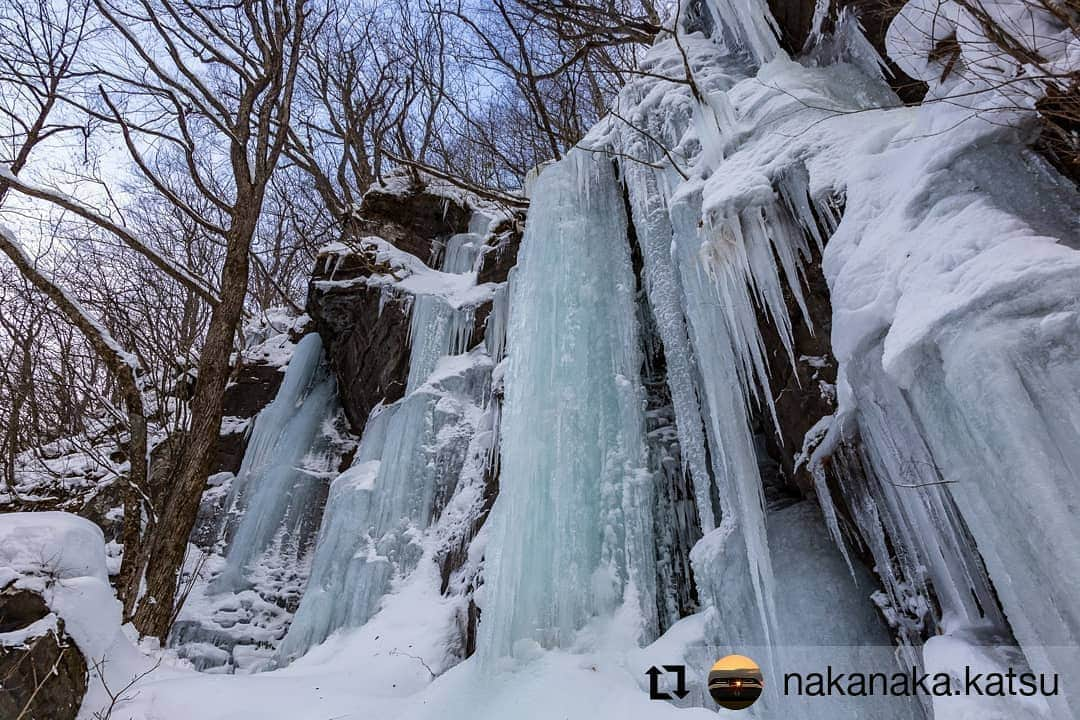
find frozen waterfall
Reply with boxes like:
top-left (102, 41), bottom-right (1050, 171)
top-left (477, 151), bottom-right (659, 661)
top-left (276, 225), bottom-right (498, 664)
top-left (177, 4), bottom-right (1080, 718)
top-left (211, 333), bottom-right (338, 594)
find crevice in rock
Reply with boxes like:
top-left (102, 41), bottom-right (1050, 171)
top-left (623, 176), bottom-right (702, 631)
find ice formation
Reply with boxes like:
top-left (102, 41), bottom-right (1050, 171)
top-left (277, 225), bottom-right (499, 664)
top-left (469, 0), bottom-right (1078, 712)
top-left (211, 333), bottom-right (338, 594)
top-left (476, 152), bottom-right (659, 660)
top-left (98, 0), bottom-right (1078, 715)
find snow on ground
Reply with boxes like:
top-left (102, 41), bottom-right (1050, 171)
top-left (0, 511), bottom-right (712, 720)
top-left (112, 637), bottom-right (714, 720)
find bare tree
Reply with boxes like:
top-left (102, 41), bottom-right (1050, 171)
top-left (287, 3), bottom-right (412, 227)
top-left (0, 224), bottom-right (150, 598)
top-left (0, 277), bottom-right (43, 494)
top-left (75, 0), bottom-right (312, 638)
top-left (0, 0), bottom-right (153, 612)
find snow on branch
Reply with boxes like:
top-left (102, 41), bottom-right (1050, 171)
top-left (0, 167), bottom-right (221, 306)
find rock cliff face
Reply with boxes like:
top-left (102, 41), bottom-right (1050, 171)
top-left (306, 271), bottom-right (413, 433)
top-left (307, 184), bottom-right (521, 435)
top-left (307, 185), bottom-right (473, 433)
top-left (754, 242), bottom-right (839, 495)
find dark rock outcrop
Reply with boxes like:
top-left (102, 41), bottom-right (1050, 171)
top-left (307, 186), bottom-right (479, 433)
top-left (755, 244), bottom-right (839, 496)
top-left (354, 184), bottom-right (471, 260)
top-left (0, 586), bottom-right (87, 720)
top-left (767, 0), bottom-right (928, 103)
top-left (213, 362), bottom-right (286, 475)
top-left (308, 278), bottom-right (413, 433)
top-left (222, 364), bottom-right (286, 422)
top-left (476, 217), bottom-right (523, 285)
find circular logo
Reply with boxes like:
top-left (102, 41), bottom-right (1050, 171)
top-left (708, 654), bottom-right (764, 710)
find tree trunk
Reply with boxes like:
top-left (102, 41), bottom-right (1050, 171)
top-left (117, 401), bottom-right (149, 619)
top-left (2, 336), bottom-right (33, 494)
top-left (131, 197), bottom-right (260, 640)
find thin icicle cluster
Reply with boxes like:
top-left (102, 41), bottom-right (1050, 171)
top-left (583, 0), bottom-right (1080, 715)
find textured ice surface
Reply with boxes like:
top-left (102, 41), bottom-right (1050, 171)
top-left (211, 333), bottom-right (337, 594)
top-left (169, 333), bottom-right (343, 671)
top-left (766, 501), bottom-right (924, 718)
top-left (278, 215), bottom-right (500, 664)
top-left (477, 151), bottom-right (658, 661)
top-left (598, 9), bottom-right (1080, 716)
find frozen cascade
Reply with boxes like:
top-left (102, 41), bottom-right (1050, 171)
top-left (622, 159), bottom-right (718, 536)
top-left (598, 2), bottom-right (1080, 714)
top-left (406, 295), bottom-right (476, 393)
top-left (483, 283), bottom-right (510, 364)
top-left (211, 333), bottom-right (338, 593)
top-left (605, 37), bottom-right (786, 664)
top-left (407, 230), bottom-right (485, 393)
top-left (441, 232), bottom-right (484, 274)
top-left (272, 404), bottom-right (397, 662)
top-left (693, 0), bottom-right (781, 66)
top-left (830, 314), bottom-right (1080, 716)
top-left (477, 151), bottom-right (659, 661)
top-left (636, 272), bottom-right (703, 631)
top-left (191, 4), bottom-right (1080, 713)
top-left (595, 14), bottom-right (939, 718)
top-left (669, 193), bottom-right (781, 661)
top-left (277, 222), bottom-right (498, 664)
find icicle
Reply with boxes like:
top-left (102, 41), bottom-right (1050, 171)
top-left (483, 283), bottom-right (511, 364)
top-left (405, 296), bottom-right (476, 393)
top-left (810, 459), bottom-right (856, 578)
top-left (668, 192), bottom-right (780, 667)
top-left (330, 252), bottom-right (346, 280)
top-left (442, 232), bottom-right (484, 274)
top-left (469, 211), bottom-right (493, 236)
top-left (621, 163), bottom-right (718, 534)
top-left (777, 165), bottom-right (825, 253)
top-left (697, 0), bottom-right (782, 68)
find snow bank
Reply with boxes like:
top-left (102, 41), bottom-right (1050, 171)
top-left (0, 511), bottom-right (109, 585)
top-left (0, 512), bottom-right (159, 717)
